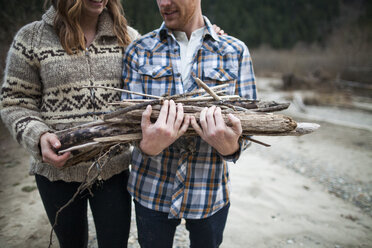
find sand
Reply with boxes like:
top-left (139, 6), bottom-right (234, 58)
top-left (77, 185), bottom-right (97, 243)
top-left (224, 150), bottom-right (372, 248)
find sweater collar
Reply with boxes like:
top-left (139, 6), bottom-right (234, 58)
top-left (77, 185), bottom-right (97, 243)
top-left (42, 6), bottom-right (115, 38)
top-left (42, 6), bottom-right (56, 26)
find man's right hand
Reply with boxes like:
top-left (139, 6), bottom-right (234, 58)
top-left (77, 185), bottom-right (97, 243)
top-left (40, 132), bottom-right (71, 168)
top-left (139, 100), bottom-right (190, 156)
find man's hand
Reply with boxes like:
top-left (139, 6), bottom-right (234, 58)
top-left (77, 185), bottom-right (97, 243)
top-left (191, 106), bottom-right (242, 156)
top-left (40, 132), bottom-right (71, 168)
top-left (140, 100), bottom-right (190, 156)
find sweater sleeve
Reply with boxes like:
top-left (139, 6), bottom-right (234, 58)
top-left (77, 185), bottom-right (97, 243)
top-left (0, 22), bottom-right (51, 161)
top-left (127, 26), bottom-right (141, 42)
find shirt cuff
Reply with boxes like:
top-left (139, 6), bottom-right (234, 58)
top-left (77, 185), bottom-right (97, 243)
top-left (220, 139), bottom-right (244, 163)
top-left (134, 143), bottom-right (158, 159)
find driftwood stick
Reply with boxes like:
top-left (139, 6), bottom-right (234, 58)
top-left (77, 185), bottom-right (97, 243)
top-left (108, 99), bottom-right (269, 111)
top-left (110, 99), bottom-right (284, 112)
top-left (100, 111), bottom-right (298, 133)
top-left (165, 83), bottom-right (230, 100)
top-left (112, 97), bottom-right (232, 104)
top-left (48, 143), bottom-right (123, 247)
top-left (55, 121), bottom-right (319, 164)
top-left (83, 85), bottom-right (162, 99)
top-left (195, 78), bottom-right (222, 101)
top-left (53, 94), bottom-right (318, 167)
top-left (57, 112), bottom-right (298, 149)
top-left (58, 122), bottom-right (319, 151)
top-left (104, 95), bottom-right (246, 121)
top-left (203, 89), bottom-right (229, 96)
top-left (85, 84), bottom-right (230, 100)
top-left (243, 137), bottom-right (271, 147)
top-left (94, 133), bottom-right (273, 148)
top-left (94, 133), bottom-right (142, 143)
top-left (289, 122), bottom-right (321, 136)
top-left (103, 99), bottom-right (162, 121)
top-left (58, 141), bottom-right (100, 154)
top-left (176, 95), bottom-right (241, 101)
top-left (254, 101), bottom-right (291, 112)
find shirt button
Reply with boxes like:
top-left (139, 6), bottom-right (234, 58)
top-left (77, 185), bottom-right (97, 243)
top-left (152, 71), bottom-right (156, 76)
top-left (174, 48), bottom-right (178, 52)
top-left (176, 73), bottom-right (181, 77)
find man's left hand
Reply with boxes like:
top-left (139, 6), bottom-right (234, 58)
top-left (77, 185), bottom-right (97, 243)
top-left (191, 106), bottom-right (242, 156)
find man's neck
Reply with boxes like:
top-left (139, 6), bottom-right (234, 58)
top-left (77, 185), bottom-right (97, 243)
top-left (182, 13), bottom-right (204, 39)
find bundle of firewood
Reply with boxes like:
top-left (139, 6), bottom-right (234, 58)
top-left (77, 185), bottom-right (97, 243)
top-left (55, 79), bottom-right (319, 167)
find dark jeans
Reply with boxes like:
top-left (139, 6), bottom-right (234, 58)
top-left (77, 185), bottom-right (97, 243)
top-left (134, 200), bottom-right (230, 248)
top-left (35, 170), bottom-right (131, 248)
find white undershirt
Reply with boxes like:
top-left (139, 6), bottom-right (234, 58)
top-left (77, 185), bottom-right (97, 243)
top-left (174, 27), bottom-right (205, 87)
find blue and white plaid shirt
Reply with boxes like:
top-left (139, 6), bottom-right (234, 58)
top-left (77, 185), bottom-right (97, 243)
top-left (122, 17), bottom-right (257, 219)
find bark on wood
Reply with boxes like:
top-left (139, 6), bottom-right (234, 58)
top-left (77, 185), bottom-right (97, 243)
top-left (54, 82), bottom-right (318, 167)
top-left (57, 122), bottom-right (320, 155)
top-left (56, 111), bottom-right (298, 153)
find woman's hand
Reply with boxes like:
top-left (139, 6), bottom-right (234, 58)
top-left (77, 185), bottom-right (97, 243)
top-left (40, 132), bottom-right (71, 168)
top-left (212, 24), bottom-right (226, 35)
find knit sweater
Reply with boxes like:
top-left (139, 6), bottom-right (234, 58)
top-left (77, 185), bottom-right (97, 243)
top-left (0, 7), bottom-right (140, 182)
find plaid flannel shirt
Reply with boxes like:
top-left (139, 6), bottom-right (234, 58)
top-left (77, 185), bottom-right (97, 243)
top-left (122, 17), bottom-right (257, 219)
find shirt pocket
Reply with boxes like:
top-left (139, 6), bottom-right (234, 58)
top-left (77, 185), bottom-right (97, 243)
top-left (201, 67), bottom-right (238, 95)
top-left (138, 65), bottom-right (174, 97)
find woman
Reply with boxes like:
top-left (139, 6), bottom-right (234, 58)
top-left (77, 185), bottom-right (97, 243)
top-left (0, 0), bottom-right (140, 247)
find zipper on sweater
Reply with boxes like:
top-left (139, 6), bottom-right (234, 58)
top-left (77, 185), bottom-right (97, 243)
top-left (85, 47), bottom-right (98, 121)
top-left (85, 47), bottom-right (90, 56)
top-left (89, 80), bottom-right (98, 120)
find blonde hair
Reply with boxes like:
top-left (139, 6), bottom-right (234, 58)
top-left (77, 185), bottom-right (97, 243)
top-left (44, 0), bottom-right (131, 54)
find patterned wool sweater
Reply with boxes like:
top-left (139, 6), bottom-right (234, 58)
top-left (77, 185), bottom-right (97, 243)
top-left (0, 7), bottom-right (140, 182)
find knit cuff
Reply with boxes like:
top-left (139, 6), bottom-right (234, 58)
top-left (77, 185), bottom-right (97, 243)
top-left (22, 122), bottom-right (52, 162)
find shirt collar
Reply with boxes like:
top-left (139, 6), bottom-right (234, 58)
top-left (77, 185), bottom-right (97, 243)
top-left (159, 16), bottom-right (220, 42)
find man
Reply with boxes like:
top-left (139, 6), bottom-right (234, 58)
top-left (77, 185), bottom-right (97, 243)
top-left (122, 0), bottom-right (257, 247)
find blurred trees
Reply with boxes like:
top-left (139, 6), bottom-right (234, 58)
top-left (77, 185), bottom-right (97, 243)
top-left (0, 0), bottom-right (371, 79)
top-left (0, 0), bottom-right (370, 49)
top-left (124, 0), bottom-right (343, 48)
top-left (202, 0), bottom-right (340, 48)
top-left (0, 0), bottom-right (45, 76)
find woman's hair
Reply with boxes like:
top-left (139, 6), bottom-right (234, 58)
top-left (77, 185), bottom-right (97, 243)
top-left (44, 0), bottom-right (131, 54)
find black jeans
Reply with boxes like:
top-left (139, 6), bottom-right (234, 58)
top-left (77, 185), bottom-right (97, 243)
top-left (35, 170), bottom-right (131, 248)
top-left (134, 200), bottom-right (230, 248)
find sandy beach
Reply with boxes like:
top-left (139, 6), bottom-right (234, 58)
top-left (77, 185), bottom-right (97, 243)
top-left (0, 77), bottom-right (371, 248)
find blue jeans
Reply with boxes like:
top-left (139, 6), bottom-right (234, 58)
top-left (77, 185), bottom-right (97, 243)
top-left (134, 200), bottom-right (230, 248)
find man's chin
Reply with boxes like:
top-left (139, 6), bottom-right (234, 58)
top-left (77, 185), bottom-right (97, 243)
top-left (164, 20), bottom-right (180, 30)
